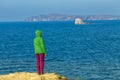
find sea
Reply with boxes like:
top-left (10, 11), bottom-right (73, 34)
top-left (0, 20), bottom-right (120, 80)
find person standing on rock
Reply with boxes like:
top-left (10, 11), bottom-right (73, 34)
top-left (33, 30), bottom-right (46, 75)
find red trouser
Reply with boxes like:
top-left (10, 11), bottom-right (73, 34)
top-left (36, 54), bottom-right (44, 75)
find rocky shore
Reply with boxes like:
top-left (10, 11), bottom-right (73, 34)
top-left (0, 72), bottom-right (67, 80)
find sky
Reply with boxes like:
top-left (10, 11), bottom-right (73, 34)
top-left (0, 0), bottom-right (120, 21)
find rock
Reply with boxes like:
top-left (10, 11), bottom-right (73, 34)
top-left (75, 18), bottom-right (85, 25)
top-left (0, 72), bottom-right (67, 80)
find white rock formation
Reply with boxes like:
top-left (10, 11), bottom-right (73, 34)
top-left (75, 18), bottom-right (85, 25)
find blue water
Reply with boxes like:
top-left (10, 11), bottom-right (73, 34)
top-left (0, 21), bottom-right (120, 80)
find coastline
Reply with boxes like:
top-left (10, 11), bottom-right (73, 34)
top-left (0, 72), bottom-right (67, 80)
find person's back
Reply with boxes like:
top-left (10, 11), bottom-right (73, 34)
top-left (33, 30), bottom-right (46, 75)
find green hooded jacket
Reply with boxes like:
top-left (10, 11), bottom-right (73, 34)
top-left (33, 30), bottom-right (46, 55)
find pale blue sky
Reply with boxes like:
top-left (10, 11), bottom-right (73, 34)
top-left (0, 0), bottom-right (120, 21)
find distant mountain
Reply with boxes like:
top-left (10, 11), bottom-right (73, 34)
top-left (25, 14), bottom-right (120, 22)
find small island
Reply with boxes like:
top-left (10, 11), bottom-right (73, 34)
top-left (75, 18), bottom-right (85, 25)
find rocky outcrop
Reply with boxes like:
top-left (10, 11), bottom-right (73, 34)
top-left (0, 72), bottom-right (67, 80)
top-left (75, 18), bottom-right (85, 24)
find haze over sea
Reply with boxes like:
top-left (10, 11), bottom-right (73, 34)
top-left (0, 20), bottom-right (120, 80)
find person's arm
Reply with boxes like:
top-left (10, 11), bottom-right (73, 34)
top-left (40, 38), bottom-right (46, 55)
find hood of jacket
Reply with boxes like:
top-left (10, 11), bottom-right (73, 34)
top-left (35, 30), bottom-right (42, 37)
